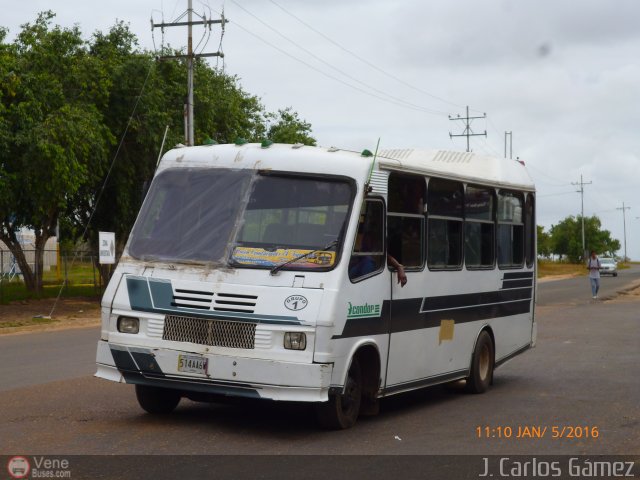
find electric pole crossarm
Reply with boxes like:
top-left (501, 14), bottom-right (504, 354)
top-left (449, 116), bottom-right (487, 121)
top-left (448, 105), bottom-right (487, 152)
top-left (151, 0), bottom-right (227, 146)
top-left (153, 19), bottom-right (227, 28)
top-left (449, 132), bottom-right (487, 137)
top-left (159, 52), bottom-right (225, 60)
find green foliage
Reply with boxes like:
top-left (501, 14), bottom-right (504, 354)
top-left (537, 225), bottom-right (552, 258)
top-left (548, 215), bottom-right (620, 263)
top-left (0, 12), bottom-right (114, 291)
top-left (0, 12), bottom-right (317, 291)
top-left (267, 108), bottom-right (316, 145)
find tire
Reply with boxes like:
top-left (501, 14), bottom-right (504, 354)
top-left (614, 273), bottom-right (618, 277)
top-left (466, 330), bottom-right (494, 394)
top-left (135, 384), bottom-right (181, 414)
top-left (315, 358), bottom-right (362, 429)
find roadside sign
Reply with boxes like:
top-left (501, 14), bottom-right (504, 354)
top-left (99, 232), bottom-right (116, 264)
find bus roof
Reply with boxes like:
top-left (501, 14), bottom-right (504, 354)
top-left (158, 143), bottom-right (535, 192)
top-left (378, 148), bottom-right (535, 191)
top-left (158, 143), bottom-right (373, 179)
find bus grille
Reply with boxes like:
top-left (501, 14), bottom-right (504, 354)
top-left (162, 315), bottom-right (256, 349)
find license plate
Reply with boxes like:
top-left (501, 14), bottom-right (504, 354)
top-left (177, 354), bottom-right (208, 374)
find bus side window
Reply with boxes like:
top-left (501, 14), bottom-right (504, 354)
top-left (525, 194), bottom-right (535, 268)
top-left (497, 190), bottom-right (524, 268)
top-left (387, 173), bottom-right (426, 269)
top-left (427, 178), bottom-right (464, 269)
top-left (349, 199), bottom-right (385, 282)
top-left (464, 186), bottom-right (495, 269)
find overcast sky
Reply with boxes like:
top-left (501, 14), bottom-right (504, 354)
top-left (4, 0), bottom-right (639, 260)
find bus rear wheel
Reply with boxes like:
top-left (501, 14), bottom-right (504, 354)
top-left (135, 384), bottom-right (181, 414)
top-left (466, 331), bottom-right (494, 394)
top-left (315, 358), bottom-right (362, 429)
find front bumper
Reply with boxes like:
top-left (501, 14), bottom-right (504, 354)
top-left (95, 340), bottom-right (332, 402)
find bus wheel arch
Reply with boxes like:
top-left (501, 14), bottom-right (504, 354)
top-left (316, 343), bottom-right (381, 429)
top-left (353, 344), bottom-right (381, 416)
top-left (466, 327), bottom-right (495, 394)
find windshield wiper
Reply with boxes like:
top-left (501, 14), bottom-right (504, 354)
top-left (270, 240), bottom-right (338, 275)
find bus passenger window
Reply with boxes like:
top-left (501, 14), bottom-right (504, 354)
top-left (349, 199), bottom-right (385, 281)
top-left (525, 194), bottom-right (535, 268)
top-left (497, 191), bottom-right (524, 268)
top-left (387, 173), bottom-right (426, 269)
top-left (427, 178), bottom-right (463, 269)
top-left (465, 186), bottom-right (495, 269)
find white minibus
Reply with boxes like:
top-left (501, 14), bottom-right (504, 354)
top-left (96, 142), bottom-right (536, 429)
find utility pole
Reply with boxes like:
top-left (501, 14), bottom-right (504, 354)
top-left (504, 131), bottom-right (513, 159)
top-left (571, 175), bottom-right (592, 259)
top-left (449, 106), bottom-right (487, 152)
top-left (152, 1), bottom-right (227, 145)
top-left (617, 202), bottom-right (631, 261)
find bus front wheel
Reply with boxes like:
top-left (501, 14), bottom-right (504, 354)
top-left (315, 358), bottom-right (362, 429)
top-left (466, 331), bottom-right (494, 394)
top-left (135, 384), bottom-right (181, 414)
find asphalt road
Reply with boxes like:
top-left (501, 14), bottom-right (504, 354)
top-left (0, 327), bottom-right (99, 392)
top-left (0, 268), bottom-right (638, 477)
top-left (537, 265), bottom-right (640, 307)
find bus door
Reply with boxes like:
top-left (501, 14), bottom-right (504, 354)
top-left (339, 198), bottom-right (391, 385)
top-left (384, 173), bottom-right (431, 391)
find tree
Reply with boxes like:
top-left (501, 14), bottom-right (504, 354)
top-left (549, 215), bottom-right (620, 263)
top-left (537, 225), bottom-right (552, 259)
top-left (267, 108), bottom-right (316, 145)
top-left (0, 13), bottom-right (113, 292)
top-left (70, 25), bottom-right (274, 284)
top-left (1, 14), bottom-right (318, 290)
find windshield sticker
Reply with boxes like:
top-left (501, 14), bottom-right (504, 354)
top-left (232, 247), bottom-right (336, 268)
top-left (347, 302), bottom-right (381, 319)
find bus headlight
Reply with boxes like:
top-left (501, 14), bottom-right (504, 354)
top-left (117, 316), bottom-right (140, 334)
top-left (284, 332), bottom-right (306, 350)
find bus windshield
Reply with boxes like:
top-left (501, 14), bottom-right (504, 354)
top-left (128, 168), bottom-right (354, 270)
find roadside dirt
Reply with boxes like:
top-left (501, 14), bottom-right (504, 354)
top-left (604, 281), bottom-right (640, 303)
top-left (537, 273), bottom-right (582, 283)
top-left (0, 297), bottom-right (101, 335)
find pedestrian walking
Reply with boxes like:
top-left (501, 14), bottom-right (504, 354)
top-left (587, 250), bottom-right (601, 299)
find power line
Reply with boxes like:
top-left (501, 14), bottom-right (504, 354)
top-left (49, 61), bottom-right (155, 318)
top-left (537, 191), bottom-right (577, 198)
top-left (152, 0), bottom-right (227, 145)
top-left (227, 16), bottom-right (451, 115)
top-left (525, 164), bottom-right (571, 186)
top-left (478, 137), bottom-right (502, 158)
top-left (266, 0), bottom-right (466, 111)
top-left (229, 0), bottom-right (449, 116)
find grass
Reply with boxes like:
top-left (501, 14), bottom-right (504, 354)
top-left (42, 261), bottom-right (100, 284)
top-left (1, 316), bottom-right (58, 328)
top-left (0, 260), bottom-right (102, 304)
top-left (537, 261), bottom-right (587, 278)
top-left (538, 259), bottom-right (632, 278)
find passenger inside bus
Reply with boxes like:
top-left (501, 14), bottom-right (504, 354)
top-left (348, 200), bottom-right (406, 286)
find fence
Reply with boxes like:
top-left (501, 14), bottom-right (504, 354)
top-left (0, 249), bottom-right (112, 303)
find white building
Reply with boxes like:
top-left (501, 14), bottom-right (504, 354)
top-left (0, 229), bottom-right (58, 276)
